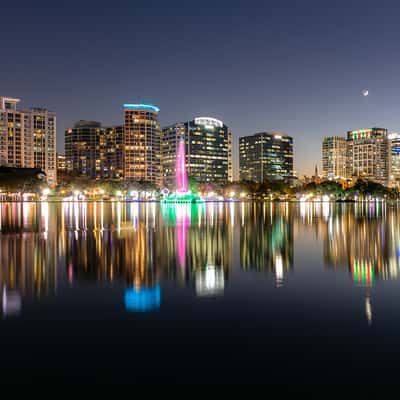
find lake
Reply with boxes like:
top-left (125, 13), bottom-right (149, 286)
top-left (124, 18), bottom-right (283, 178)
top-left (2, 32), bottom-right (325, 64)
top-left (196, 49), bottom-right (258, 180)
top-left (0, 201), bottom-right (399, 383)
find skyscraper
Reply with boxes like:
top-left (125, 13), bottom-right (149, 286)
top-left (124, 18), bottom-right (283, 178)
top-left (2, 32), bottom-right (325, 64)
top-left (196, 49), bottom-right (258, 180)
top-left (0, 97), bottom-right (25, 168)
top-left (25, 108), bottom-right (57, 186)
top-left (105, 125), bottom-right (123, 179)
top-left (389, 133), bottom-right (400, 188)
top-left (65, 121), bottom-right (124, 180)
top-left (239, 132), bottom-right (293, 182)
top-left (0, 97), bottom-right (57, 186)
top-left (322, 136), bottom-right (347, 179)
top-left (65, 120), bottom-right (103, 179)
top-left (123, 103), bottom-right (161, 186)
top-left (346, 128), bottom-right (389, 186)
top-left (162, 117), bottom-right (232, 188)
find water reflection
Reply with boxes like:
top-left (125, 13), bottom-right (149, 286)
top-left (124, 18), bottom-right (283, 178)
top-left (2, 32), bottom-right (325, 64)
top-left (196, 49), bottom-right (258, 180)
top-left (240, 202), bottom-right (293, 287)
top-left (125, 285), bottom-right (161, 312)
top-left (296, 202), bottom-right (400, 325)
top-left (160, 203), bottom-right (232, 294)
top-left (1, 202), bottom-right (400, 318)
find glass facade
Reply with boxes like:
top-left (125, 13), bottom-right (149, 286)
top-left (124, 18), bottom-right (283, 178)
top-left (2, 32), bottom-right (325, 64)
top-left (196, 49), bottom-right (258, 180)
top-left (162, 117), bottom-right (232, 189)
top-left (239, 132), bottom-right (293, 182)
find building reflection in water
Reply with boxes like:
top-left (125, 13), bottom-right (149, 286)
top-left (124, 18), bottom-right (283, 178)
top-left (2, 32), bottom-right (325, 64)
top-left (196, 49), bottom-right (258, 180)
top-left (195, 266), bottom-right (225, 297)
top-left (160, 203), bottom-right (232, 297)
top-left (240, 202), bottom-right (293, 287)
top-left (0, 201), bottom-right (234, 314)
top-left (311, 201), bottom-right (400, 325)
top-left (63, 201), bottom-right (161, 311)
top-left (62, 201), bottom-right (235, 309)
top-left (3, 201), bottom-right (400, 317)
top-left (1, 285), bottom-right (21, 317)
top-left (0, 202), bottom-right (58, 317)
top-left (320, 203), bottom-right (400, 282)
top-left (125, 285), bottom-right (161, 312)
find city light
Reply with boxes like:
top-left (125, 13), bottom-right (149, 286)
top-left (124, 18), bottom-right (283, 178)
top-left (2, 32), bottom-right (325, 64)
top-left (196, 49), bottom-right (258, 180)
top-left (4, 0), bottom-right (400, 384)
top-left (125, 286), bottom-right (161, 312)
top-left (123, 103), bottom-right (160, 112)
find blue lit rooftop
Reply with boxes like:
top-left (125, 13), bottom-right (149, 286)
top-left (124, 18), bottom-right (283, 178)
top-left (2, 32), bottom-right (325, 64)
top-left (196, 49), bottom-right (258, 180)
top-left (123, 103), bottom-right (160, 112)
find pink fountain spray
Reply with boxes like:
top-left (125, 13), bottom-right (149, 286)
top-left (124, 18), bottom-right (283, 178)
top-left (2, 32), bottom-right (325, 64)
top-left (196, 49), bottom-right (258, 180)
top-left (175, 138), bottom-right (188, 194)
top-left (161, 136), bottom-right (202, 203)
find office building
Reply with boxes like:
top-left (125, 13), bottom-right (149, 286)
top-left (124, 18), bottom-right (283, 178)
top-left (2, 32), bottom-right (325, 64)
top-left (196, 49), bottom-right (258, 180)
top-left (123, 103), bottom-right (161, 186)
top-left (162, 117), bottom-right (232, 188)
top-left (322, 136), bottom-right (347, 179)
top-left (346, 128), bottom-right (389, 186)
top-left (239, 132), bottom-right (293, 182)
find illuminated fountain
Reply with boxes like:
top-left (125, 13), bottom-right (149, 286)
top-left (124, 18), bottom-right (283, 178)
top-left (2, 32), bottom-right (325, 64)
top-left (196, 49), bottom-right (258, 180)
top-left (161, 138), bottom-right (203, 203)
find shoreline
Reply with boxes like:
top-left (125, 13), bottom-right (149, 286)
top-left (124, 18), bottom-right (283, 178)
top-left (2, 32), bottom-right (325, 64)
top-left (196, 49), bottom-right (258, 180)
top-left (0, 199), bottom-right (394, 204)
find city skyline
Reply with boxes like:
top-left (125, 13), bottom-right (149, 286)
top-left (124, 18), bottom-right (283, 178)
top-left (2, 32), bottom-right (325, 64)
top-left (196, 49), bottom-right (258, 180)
top-left (4, 94), bottom-right (400, 187)
top-left (3, 0), bottom-right (400, 178)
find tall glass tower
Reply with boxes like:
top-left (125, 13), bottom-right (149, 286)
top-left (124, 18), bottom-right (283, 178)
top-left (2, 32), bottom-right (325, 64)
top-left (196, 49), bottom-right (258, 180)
top-left (162, 117), bottom-right (232, 189)
top-left (239, 132), bottom-right (293, 182)
top-left (123, 103), bottom-right (161, 186)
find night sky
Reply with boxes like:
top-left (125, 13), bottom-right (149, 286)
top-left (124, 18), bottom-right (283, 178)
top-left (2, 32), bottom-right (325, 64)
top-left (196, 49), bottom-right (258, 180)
top-left (2, 0), bottom-right (400, 178)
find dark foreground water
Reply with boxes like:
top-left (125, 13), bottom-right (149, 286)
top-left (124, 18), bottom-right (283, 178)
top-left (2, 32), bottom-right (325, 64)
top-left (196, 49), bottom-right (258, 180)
top-left (0, 201), bottom-right (399, 383)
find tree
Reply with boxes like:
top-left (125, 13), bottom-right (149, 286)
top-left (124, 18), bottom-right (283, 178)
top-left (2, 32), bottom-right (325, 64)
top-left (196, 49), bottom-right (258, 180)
top-left (188, 176), bottom-right (199, 194)
top-left (346, 179), bottom-right (394, 199)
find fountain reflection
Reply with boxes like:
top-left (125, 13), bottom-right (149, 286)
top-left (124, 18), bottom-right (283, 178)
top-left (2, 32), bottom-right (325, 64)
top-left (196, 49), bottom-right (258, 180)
top-left (160, 203), bottom-right (232, 296)
top-left (1, 202), bottom-right (400, 318)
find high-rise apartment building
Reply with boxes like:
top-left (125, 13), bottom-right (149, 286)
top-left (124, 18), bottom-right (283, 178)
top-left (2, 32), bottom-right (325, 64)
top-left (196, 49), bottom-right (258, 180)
top-left (65, 121), bottom-right (123, 179)
top-left (25, 108), bottom-right (57, 186)
top-left (389, 133), bottom-right (400, 188)
top-left (322, 136), bottom-right (347, 179)
top-left (65, 120), bottom-right (102, 179)
top-left (0, 96), bottom-right (57, 186)
top-left (162, 117), bottom-right (232, 188)
top-left (57, 153), bottom-right (67, 172)
top-left (239, 132), bottom-right (293, 182)
top-left (346, 128), bottom-right (389, 186)
top-left (123, 103), bottom-right (161, 186)
top-left (0, 97), bottom-right (25, 168)
top-left (105, 125), bottom-right (123, 179)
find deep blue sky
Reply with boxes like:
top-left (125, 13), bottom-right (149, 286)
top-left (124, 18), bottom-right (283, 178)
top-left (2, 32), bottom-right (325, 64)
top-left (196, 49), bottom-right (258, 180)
top-left (2, 0), bottom-right (400, 177)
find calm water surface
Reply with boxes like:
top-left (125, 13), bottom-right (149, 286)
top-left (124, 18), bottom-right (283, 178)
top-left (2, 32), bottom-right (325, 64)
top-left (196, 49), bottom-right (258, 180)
top-left (0, 201), bottom-right (399, 383)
